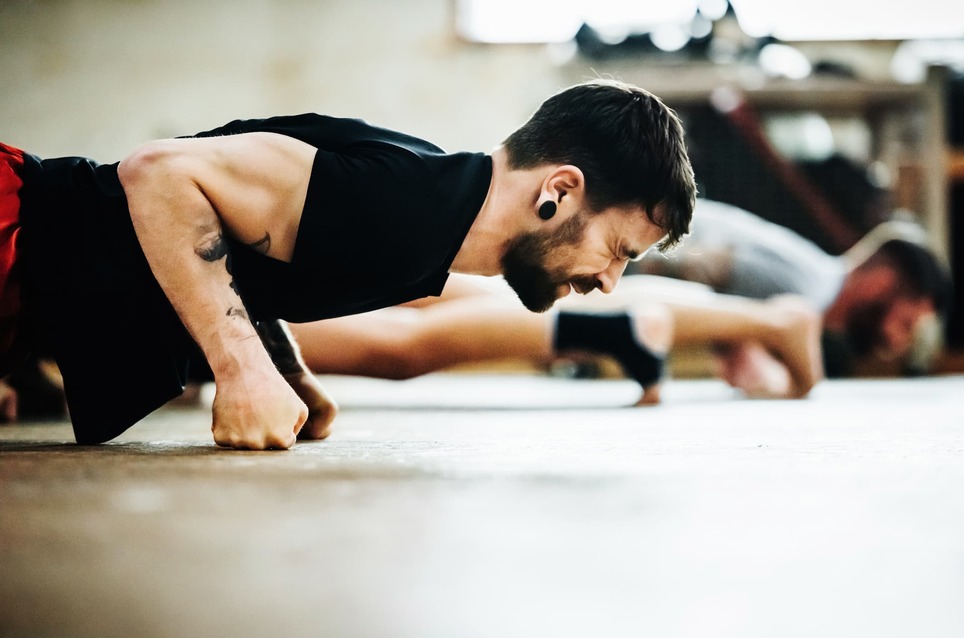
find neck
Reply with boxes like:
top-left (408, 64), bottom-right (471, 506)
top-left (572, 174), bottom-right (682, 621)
top-left (449, 147), bottom-right (539, 276)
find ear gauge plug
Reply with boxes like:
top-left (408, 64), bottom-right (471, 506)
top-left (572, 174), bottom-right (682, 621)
top-left (538, 200), bottom-right (557, 220)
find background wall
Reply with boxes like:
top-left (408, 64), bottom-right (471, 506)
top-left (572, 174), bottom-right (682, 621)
top-left (4, 1), bottom-right (963, 363)
top-left (0, 0), bottom-right (946, 252)
top-left (0, 0), bottom-right (573, 160)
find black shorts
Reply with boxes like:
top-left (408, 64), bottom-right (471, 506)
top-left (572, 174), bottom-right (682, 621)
top-left (18, 153), bottom-right (200, 444)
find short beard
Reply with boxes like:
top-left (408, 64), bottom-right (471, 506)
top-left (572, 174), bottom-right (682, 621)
top-left (501, 214), bottom-right (590, 313)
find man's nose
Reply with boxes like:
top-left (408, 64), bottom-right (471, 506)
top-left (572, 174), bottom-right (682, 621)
top-left (596, 259), bottom-right (628, 294)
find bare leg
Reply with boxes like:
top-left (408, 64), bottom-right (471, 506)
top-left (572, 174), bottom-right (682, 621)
top-left (291, 297), bottom-right (554, 380)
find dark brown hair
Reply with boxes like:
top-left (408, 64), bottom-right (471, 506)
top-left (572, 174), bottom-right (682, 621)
top-left (502, 79), bottom-right (696, 251)
top-left (868, 239), bottom-right (952, 317)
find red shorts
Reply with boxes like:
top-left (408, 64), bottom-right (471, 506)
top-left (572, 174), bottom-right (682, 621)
top-left (0, 141), bottom-right (25, 371)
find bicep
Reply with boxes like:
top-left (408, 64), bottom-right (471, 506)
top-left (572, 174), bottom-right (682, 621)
top-left (123, 133), bottom-right (315, 263)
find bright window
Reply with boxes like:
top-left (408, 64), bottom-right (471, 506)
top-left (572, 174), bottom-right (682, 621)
top-left (455, 0), bottom-right (964, 43)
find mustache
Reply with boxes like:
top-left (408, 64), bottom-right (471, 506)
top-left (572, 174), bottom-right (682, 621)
top-left (570, 276), bottom-right (600, 295)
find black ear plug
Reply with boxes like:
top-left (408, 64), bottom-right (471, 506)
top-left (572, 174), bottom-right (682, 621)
top-left (538, 200), bottom-right (557, 220)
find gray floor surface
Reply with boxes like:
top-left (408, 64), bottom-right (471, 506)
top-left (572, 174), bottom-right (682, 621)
top-left (2, 374), bottom-right (963, 638)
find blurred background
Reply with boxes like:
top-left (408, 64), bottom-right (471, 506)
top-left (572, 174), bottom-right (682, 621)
top-left (2, 0), bottom-right (964, 366)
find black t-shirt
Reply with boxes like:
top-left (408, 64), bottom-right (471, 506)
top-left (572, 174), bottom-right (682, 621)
top-left (192, 114), bottom-right (492, 321)
top-left (17, 115), bottom-right (492, 443)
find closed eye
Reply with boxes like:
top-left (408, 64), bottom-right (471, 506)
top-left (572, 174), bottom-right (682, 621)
top-left (618, 246), bottom-right (642, 262)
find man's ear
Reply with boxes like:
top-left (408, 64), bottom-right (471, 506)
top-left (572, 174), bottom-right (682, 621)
top-left (543, 165), bottom-right (585, 205)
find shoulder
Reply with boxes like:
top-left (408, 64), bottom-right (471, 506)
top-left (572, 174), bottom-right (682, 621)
top-left (191, 114), bottom-right (444, 157)
top-left (121, 133), bottom-right (315, 188)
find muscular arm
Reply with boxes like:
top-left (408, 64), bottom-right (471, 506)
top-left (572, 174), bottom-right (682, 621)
top-left (118, 133), bottom-right (320, 449)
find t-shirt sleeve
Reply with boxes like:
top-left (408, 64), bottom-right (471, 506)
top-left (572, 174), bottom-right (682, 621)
top-left (190, 114), bottom-right (489, 323)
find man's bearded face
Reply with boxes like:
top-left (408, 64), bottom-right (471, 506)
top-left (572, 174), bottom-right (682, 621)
top-left (501, 214), bottom-right (599, 312)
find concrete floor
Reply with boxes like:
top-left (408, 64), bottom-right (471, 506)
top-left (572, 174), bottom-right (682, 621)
top-left (1, 373), bottom-right (963, 638)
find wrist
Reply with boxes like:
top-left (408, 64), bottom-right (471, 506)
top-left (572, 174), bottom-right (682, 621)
top-left (283, 369), bottom-right (319, 391)
top-left (208, 338), bottom-right (276, 380)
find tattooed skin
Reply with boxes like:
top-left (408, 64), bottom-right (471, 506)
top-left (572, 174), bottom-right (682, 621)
top-left (195, 230), bottom-right (229, 262)
top-left (226, 307), bottom-right (249, 320)
top-left (255, 319), bottom-right (303, 375)
top-left (195, 229), bottom-right (246, 318)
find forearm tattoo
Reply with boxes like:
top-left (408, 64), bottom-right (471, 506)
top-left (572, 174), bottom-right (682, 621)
top-left (194, 229), bottom-right (248, 321)
top-left (255, 319), bottom-right (304, 375)
top-left (194, 230), bottom-right (229, 262)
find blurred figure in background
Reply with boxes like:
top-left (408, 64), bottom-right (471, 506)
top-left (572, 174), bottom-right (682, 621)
top-left (634, 199), bottom-right (951, 378)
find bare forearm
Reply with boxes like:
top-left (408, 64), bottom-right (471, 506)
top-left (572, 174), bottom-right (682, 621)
top-left (116, 136), bottom-right (317, 448)
top-left (665, 296), bottom-right (782, 347)
top-left (291, 300), bottom-right (553, 379)
top-left (666, 294), bottom-right (822, 396)
top-left (120, 149), bottom-right (270, 377)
